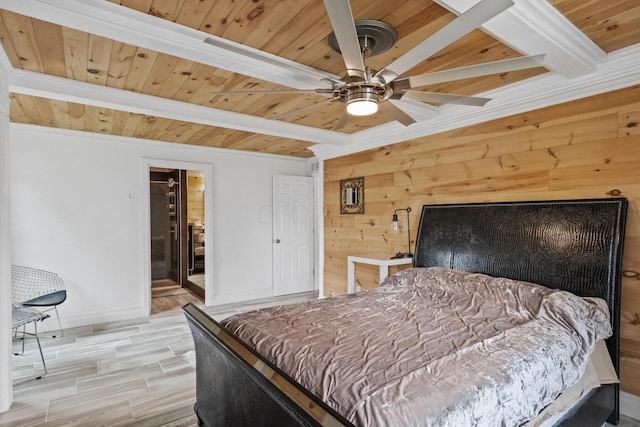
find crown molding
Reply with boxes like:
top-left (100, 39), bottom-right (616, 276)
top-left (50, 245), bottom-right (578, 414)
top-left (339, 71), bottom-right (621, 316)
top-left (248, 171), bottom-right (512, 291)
top-left (10, 123), bottom-right (310, 162)
top-left (0, 0), bottom-right (337, 91)
top-left (434, 0), bottom-right (605, 77)
top-left (311, 43), bottom-right (640, 159)
top-left (9, 69), bottom-right (351, 146)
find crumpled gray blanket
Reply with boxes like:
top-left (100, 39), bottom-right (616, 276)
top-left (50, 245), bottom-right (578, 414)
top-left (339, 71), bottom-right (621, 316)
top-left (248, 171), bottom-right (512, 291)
top-left (221, 267), bottom-right (611, 426)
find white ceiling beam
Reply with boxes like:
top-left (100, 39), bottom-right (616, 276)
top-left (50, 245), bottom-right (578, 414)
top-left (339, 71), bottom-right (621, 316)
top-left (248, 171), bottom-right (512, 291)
top-left (434, 0), bottom-right (606, 77)
top-left (0, 0), bottom-right (338, 90)
top-left (9, 70), bottom-right (351, 146)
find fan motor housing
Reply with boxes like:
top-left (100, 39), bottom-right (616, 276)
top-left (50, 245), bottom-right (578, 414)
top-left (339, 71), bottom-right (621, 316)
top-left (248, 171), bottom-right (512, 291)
top-left (328, 20), bottom-right (398, 57)
top-left (336, 82), bottom-right (391, 102)
top-left (346, 86), bottom-right (379, 105)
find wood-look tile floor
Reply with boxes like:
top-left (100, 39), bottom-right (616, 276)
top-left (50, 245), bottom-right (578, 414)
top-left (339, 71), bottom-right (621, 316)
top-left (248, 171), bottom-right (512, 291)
top-left (186, 274), bottom-right (204, 291)
top-left (2, 290), bottom-right (318, 426)
top-left (150, 286), bottom-right (204, 314)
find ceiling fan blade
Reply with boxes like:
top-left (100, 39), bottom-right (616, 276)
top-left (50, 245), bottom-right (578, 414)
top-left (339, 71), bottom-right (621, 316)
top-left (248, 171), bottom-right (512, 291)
top-left (398, 54), bottom-right (546, 88)
top-left (379, 102), bottom-right (417, 127)
top-left (209, 89), bottom-right (334, 96)
top-left (401, 90), bottom-right (491, 107)
top-left (333, 111), bottom-right (350, 131)
top-left (374, 0), bottom-right (514, 84)
top-left (271, 98), bottom-right (335, 120)
top-left (202, 37), bottom-right (339, 90)
top-left (388, 98), bottom-right (438, 121)
top-left (323, 0), bottom-right (366, 80)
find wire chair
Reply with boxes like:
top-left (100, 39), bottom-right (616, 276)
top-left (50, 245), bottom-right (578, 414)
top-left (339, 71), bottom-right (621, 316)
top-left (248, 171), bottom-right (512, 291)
top-left (11, 265), bottom-right (67, 338)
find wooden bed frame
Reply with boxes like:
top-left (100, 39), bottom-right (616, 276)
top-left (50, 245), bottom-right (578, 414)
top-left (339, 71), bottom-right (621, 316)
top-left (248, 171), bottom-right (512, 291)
top-left (183, 198), bottom-right (628, 427)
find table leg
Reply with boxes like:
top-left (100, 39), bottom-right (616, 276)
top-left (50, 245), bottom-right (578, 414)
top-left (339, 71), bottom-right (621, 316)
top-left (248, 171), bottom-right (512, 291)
top-left (347, 259), bottom-right (355, 294)
top-left (379, 265), bottom-right (390, 284)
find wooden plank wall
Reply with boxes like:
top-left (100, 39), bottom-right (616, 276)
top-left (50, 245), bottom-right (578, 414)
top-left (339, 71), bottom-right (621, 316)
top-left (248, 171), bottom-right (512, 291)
top-left (324, 84), bottom-right (640, 396)
top-left (186, 171), bottom-right (205, 225)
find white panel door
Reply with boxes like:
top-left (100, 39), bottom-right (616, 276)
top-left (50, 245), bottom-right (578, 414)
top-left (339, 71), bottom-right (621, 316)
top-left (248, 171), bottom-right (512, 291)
top-left (273, 175), bottom-right (314, 296)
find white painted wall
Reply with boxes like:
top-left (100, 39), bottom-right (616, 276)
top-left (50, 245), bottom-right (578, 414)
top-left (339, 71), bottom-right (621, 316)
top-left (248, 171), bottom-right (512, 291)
top-left (9, 124), bottom-right (309, 330)
top-left (0, 45), bottom-right (13, 413)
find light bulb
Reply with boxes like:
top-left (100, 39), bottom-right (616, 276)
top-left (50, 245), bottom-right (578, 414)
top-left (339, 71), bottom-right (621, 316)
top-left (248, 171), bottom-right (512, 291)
top-left (346, 99), bottom-right (379, 116)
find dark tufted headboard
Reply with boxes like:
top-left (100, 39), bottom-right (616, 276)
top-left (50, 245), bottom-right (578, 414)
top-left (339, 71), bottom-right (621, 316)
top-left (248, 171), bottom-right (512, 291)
top-left (413, 198), bottom-right (628, 424)
top-left (414, 198), bottom-right (627, 303)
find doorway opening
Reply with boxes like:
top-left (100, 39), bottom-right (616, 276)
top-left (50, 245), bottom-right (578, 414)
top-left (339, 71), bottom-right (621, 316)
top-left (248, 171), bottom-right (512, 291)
top-left (186, 170), bottom-right (206, 293)
top-left (149, 168), bottom-right (205, 312)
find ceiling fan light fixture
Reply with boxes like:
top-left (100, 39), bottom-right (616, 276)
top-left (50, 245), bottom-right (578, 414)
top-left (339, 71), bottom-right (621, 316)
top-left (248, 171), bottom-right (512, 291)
top-left (346, 99), bottom-right (379, 116)
top-left (346, 88), bottom-right (380, 116)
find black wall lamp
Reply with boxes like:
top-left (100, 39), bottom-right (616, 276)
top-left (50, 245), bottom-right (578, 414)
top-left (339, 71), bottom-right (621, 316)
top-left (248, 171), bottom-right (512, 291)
top-left (391, 207), bottom-right (412, 259)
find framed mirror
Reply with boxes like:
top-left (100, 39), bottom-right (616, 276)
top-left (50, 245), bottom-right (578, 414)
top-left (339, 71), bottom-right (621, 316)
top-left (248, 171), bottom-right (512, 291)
top-left (340, 177), bottom-right (364, 214)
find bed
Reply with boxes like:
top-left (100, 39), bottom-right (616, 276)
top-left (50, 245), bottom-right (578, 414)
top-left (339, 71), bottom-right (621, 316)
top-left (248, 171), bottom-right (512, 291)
top-left (183, 198), bottom-right (627, 426)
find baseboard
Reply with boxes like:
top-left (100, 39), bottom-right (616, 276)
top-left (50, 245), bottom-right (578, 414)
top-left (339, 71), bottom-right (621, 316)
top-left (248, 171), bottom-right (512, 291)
top-left (36, 306), bottom-right (148, 333)
top-left (205, 288), bottom-right (269, 306)
top-left (621, 391), bottom-right (640, 421)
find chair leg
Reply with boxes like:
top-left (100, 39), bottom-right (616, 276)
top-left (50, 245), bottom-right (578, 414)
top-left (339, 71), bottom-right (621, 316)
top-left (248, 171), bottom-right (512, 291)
top-left (53, 305), bottom-right (63, 338)
top-left (12, 327), bottom-right (25, 356)
top-left (20, 325), bottom-right (26, 355)
top-left (33, 321), bottom-right (47, 376)
top-left (13, 321), bottom-right (48, 376)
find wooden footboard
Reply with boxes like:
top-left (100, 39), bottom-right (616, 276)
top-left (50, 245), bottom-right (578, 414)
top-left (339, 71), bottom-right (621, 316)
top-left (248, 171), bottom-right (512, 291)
top-left (183, 303), bottom-right (353, 427)
top-left (184, 301), bottom-right (618, 427)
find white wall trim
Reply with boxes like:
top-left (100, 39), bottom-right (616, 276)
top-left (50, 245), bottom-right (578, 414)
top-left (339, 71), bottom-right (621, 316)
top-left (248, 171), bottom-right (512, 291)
top-left (141, 158), bottom-right (215, 311)
top-left (308, 158), bottom-right (324, 296)
top-left (53, 307), bottom-right (148, 332)
top-left (315, 160), bottom-right (325, 298)
top-left (621, 391), bottom-right (640, 421)
top-left (0, 41), bottom-right (12, 413)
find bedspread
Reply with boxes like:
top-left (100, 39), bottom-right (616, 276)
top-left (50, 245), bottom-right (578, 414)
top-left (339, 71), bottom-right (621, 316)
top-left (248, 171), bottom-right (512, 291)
top-left (221, 267), bottom-right (611, 426)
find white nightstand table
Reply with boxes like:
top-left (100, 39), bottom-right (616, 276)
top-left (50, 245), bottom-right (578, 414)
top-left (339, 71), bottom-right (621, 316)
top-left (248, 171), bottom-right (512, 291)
top-left (347, 253), bottom-right (413, 294)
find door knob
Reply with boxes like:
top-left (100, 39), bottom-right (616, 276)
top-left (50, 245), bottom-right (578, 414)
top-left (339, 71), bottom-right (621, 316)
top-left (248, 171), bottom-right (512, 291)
top-left (275, 239), bottom-right (280, 243)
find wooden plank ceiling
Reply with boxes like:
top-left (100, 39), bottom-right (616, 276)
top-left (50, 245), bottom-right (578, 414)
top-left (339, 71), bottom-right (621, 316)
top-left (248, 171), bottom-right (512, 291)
top-left (1, 0), bottom-right (640, 158)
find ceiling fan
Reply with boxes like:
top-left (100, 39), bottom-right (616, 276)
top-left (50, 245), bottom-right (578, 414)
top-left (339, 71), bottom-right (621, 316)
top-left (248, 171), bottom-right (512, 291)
top-left (205, 0), bottom-right (545, 130)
